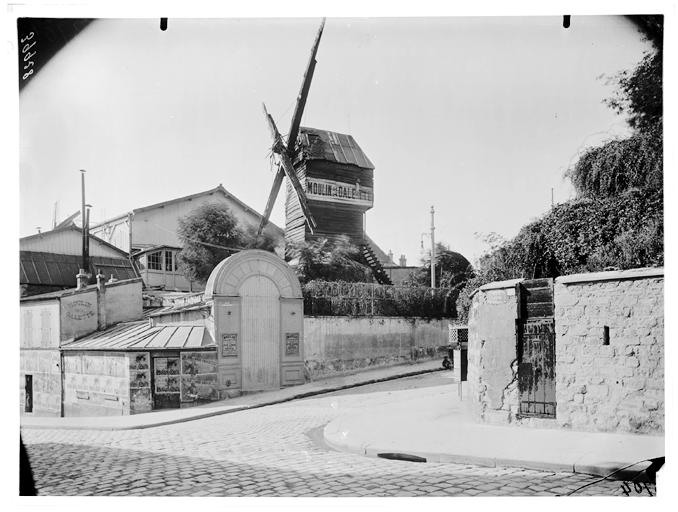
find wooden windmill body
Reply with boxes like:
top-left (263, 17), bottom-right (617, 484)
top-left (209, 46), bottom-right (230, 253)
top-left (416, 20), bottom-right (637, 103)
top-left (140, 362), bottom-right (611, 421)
top-left (258, 20), bottom-right (391, 284)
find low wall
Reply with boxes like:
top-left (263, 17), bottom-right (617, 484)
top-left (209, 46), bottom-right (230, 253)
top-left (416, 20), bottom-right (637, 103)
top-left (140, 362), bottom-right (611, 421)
top-left (555, 270), bottom-right (664, 433)
top-left (303, 316), bottom-right (455, 379)
top-left (468, 268), bottom-right (664, 434)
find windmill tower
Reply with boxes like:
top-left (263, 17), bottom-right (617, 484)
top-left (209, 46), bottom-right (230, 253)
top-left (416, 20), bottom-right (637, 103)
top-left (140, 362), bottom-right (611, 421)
top-left (257, 20), bottom-right (391, 284)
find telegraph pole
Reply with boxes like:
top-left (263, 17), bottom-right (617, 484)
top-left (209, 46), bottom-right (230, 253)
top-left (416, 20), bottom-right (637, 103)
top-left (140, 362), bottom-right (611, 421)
top-left (430, 205), bottom-right (436, 289)
top-left (80, 170), bottom-right (89, 273)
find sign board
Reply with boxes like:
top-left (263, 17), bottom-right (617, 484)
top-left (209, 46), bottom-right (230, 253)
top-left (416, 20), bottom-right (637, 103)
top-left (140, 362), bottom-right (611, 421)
top-left (285, 332), bottom-right (300, 356)
top-left (305, 177), bottom-right (373, 207)
top-left (221, 333), bottom-right (238, 357)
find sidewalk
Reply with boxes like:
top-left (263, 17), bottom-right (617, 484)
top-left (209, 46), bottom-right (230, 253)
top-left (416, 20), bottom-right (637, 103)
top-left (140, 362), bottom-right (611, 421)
top-left (323, 381), bottom-right (665, 479)
top-left (20, 360), bottom-right (442, 431)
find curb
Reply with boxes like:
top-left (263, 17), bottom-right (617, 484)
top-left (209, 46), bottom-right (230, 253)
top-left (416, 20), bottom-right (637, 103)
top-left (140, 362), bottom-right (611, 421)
top-left (323, 420), bottom-right (656, 481)
top-left (21, 365), bottom-right (444, 431)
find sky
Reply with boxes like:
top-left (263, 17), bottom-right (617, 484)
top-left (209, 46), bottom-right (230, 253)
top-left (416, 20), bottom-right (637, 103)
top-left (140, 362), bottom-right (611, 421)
top-left (18, 15), bottom-right (652, 266)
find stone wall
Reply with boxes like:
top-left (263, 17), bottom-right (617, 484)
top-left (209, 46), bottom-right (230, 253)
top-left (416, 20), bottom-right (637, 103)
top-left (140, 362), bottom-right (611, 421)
top-left (303, 316), bottom-right (454, 379)
top-left (555, 270), bottom-right (664, 433)
top-left (467, 280), bottom-right (521, 423)
top-left (467, 268), bottom-right (664, 434)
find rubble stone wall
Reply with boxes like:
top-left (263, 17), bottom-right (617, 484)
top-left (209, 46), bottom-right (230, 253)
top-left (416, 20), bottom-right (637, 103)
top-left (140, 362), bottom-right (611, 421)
top-left (468, 269), bottom-right (664, 434)
top-left (555, 273), bottom-right (664, 433)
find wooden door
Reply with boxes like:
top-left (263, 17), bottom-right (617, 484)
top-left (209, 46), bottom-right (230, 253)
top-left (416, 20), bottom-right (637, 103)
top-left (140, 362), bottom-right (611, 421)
top-left (517, 279), bottom-right (556, 418)
top-left (152, 355), bottom-right (181, 409)
top-left (240, 275), bottom-right (281, 391)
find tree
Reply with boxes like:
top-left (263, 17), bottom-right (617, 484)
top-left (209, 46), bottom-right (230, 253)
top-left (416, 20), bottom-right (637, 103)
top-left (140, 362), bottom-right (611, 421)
top-left (407, 242), bottom-right (473, 289)
top-left (288, 236), bottom-right (372, 284)
top-left (454, 19), bottom-right (664, 321)
top-left (176, 203), bottom-right (279, 284)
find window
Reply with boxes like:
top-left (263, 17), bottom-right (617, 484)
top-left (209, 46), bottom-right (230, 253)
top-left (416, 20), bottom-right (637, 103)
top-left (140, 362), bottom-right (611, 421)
top-left (147, 251), bottom-right (162, 270)
top-left (164, 251), bottom-right (174, 273)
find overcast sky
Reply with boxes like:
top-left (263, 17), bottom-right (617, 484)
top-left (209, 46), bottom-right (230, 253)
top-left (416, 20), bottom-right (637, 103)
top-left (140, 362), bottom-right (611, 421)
top-left (19, 16), bottom-right (652, 265)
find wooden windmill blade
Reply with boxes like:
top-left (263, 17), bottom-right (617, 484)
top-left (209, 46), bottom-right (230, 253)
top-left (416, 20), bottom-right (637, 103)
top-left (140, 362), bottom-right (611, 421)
top-left (286, 17), bottom-right (325, 156)
top-left (262, 104), bottom-right (317, 232)
top-left (256, 18), bottom-right (325, 238)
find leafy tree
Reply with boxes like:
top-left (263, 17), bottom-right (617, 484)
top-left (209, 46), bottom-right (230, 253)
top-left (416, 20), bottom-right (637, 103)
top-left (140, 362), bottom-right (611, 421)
top-left (176, 203), bottom-right (278, 284)
top-left (454, 18), bottom-right (663, 322)
top-left (407, 242), bottom-right (472, 289)
top-left (288, 236), bottom-right (372, 284)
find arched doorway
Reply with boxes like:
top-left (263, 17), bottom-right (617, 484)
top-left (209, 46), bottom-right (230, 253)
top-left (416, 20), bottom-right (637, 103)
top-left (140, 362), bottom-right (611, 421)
top-left (204, 250), bottom-right (305, 396)
top-left (240, 275), bottom-right (280, 391)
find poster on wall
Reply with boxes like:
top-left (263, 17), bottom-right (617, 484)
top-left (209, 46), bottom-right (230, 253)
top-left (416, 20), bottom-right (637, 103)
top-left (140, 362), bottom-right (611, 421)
top-left (285, 333), bottom-right (300, 356)
top-left (180, 352), bottom-right (218, 402)
top-left (129, 353), bottom-right (149, 370)
top-left (130, 371), bottom-right (149, 389)
top-left (221, 334), bottom-right (238, 357)
top-left (155, 358), bottom-right (180, 375)
top-left (155, 375), bottom-right (180, 393)
top-left (182, 352), bottom-right (218, 375)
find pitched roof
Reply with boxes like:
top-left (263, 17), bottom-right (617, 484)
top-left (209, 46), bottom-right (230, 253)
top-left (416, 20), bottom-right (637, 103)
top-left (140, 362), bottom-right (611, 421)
top-left (20, 224), bottom-right (131, 257)
top-left (61, 321), bottom-right (215, 351)
top-left (90, 185), bottom-right (283, 235)
top-left (19, 255), bottom-right (141, 300)
top-left (298, 127), bottom-right (375, 170)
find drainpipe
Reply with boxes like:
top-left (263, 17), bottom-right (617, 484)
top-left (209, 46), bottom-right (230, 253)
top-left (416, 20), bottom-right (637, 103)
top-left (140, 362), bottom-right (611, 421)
top-left (59, 350), bottom-right (65, 418)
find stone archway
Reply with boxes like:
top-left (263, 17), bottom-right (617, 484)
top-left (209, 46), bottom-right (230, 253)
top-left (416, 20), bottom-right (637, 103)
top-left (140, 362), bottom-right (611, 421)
top-left (205, 250), bottom-right (305, 394)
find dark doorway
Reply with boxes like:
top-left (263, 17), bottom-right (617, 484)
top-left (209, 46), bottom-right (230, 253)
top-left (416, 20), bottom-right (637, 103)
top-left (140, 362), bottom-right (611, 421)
top-left (24, 375), bottom-right (33, 413)
top-left (151, 354), bottom-right (180, 409)
top-left (516, 279), bottom-right (556, 418)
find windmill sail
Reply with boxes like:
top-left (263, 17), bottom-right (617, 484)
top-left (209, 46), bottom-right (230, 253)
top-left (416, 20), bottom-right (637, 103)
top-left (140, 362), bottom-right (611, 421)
top-left (256, 18), bottom-right (325, 238)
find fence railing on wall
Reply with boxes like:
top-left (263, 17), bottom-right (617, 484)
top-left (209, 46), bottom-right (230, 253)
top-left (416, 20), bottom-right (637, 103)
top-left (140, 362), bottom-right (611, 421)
top-left (303, 280), bottom-right (454, 318)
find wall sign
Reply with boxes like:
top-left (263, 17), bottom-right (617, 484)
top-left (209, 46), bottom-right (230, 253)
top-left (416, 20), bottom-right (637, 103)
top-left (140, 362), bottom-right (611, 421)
top-left (222, 333), bottom-right (238, 357)
top-left (65, 300), bottom-right (95, 320)
top-left (285, 333), bottom-right (300, 356)
top-left (305, 177), bottom-right (373, 207)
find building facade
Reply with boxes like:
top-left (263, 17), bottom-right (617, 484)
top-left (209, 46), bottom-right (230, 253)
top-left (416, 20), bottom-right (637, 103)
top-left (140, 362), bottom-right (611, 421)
top-left (89, 185), bottom-right (285, 291)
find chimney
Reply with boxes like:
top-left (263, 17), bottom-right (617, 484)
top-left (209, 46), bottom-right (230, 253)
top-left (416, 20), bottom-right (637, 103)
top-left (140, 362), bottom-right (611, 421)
top-left (399, 254), bottom-right (407, 267)
top-left (96, 272), bottom-right (106, 292)
top-left (96, 271), bottom-right (107, 330)
top-left (76, 269), bottom-right (89, 290)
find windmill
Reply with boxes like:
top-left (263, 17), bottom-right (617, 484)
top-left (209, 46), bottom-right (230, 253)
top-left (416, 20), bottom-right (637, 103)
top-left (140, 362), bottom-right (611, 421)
top-left (256, 18), bottom-right (325, 239)
top-left (257, 19), bottom-right (392, 285)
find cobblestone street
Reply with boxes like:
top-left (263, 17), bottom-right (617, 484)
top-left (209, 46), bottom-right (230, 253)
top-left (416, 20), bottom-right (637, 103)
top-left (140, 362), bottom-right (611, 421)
top-left (21, 376), bottom-right (655, 497)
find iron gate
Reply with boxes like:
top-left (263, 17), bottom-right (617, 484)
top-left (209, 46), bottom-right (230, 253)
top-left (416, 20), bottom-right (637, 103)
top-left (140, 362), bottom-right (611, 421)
top-left (516, 279), bottom-right (556, 418)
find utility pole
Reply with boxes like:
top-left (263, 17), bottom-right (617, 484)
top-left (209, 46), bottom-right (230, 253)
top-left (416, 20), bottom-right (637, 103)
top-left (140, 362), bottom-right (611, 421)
top-left (80, 170), bottom-right (89, 273)
top-left (551, 187), bottom-right (554, 208)
top-left (430, 205), bottom-right (436, 289)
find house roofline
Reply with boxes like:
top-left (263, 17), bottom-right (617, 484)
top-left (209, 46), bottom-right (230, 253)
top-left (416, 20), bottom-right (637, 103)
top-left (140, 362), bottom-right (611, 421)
top-left (89, 184), bottom-right (284, 235)
top-left (20, 224), bottom-right (131, 258)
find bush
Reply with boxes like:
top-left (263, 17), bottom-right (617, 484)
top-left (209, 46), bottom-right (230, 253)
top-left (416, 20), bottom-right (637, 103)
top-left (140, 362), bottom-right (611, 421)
top-left (303, 280), bottom-right (454, 318)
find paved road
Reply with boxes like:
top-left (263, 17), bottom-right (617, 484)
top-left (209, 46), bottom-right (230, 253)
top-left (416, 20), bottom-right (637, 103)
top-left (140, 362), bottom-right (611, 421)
top-left (22, 374), bottom-right (655, 497)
